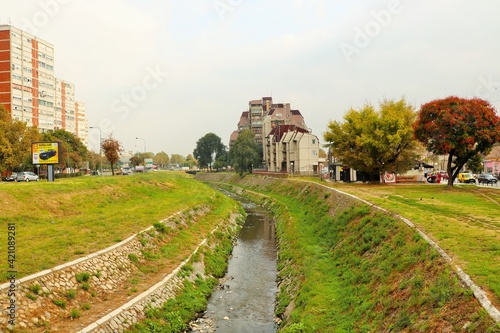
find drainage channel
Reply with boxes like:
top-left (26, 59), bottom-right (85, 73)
top-left (191, 192), bottom-right (278, 333)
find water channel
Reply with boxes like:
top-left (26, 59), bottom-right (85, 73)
top-left (191, 192), bottom-right (278, 333)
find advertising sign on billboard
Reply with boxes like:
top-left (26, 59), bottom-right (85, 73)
top-left (32, 142), bottom-right (61, 165)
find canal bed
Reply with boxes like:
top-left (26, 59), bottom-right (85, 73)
top-left (191, 195), bottom-right (278, 333)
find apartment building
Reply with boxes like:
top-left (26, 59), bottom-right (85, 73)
top-left (76, 101), bottom-right (88, 147)
top-left (0, 25), bottom-right (87, 143)
top-left (230, 96), bottom-right (320, 174)
top-left (231, 97), bottom-right (308, 147)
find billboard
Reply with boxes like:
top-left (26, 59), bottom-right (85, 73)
top-left (32, 142), bottom-right (61, 165)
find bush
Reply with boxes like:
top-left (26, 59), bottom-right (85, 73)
top-left (67, 289), bottom-right (76, 299)
top-left (128, 254), bottom-right (139, 264)
top-left (30, 284), bottom-right (41, 294)
top-left (153, 222), bottom-right (170, 234)
top-left (70, 309), bottom-right (80, 319)
top-left (75, 272), bottom-right (90, 283)
top-left (52, 299), bottom-right (66, 309)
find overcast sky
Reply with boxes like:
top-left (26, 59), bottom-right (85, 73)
top-left (3, 1), bottom-right (500, 156)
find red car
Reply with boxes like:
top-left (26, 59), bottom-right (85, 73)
top-left (427, 171), bottom-right (449, 183)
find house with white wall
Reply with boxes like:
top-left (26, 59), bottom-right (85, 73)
top-left (264, 125), bottom-right (319, 175)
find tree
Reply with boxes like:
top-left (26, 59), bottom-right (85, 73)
top-left (170, 154), bottom-right (185, 167)
top-left (102, 134), bottom-right (124, 176)
top-left (324, 99), bottom-right (419, 182)
top-left (466, 154), bottom-right (484, 175)
top-left (129, 152), bottom-right (142, 167)
top-left (414, 96), bottom-right (500, 187)
top-left (185, 154), bottom-right (197, 169)
top-left (153, 151), bottom-right (169, 169)
top-left (0, 104), bottom-right (41, 172)
top-left (193, 133), bottom-right (225, 171)
top-left (87, 151), bottom-right (101, 172)
top-left (229, 129), bottom-right (260, 175)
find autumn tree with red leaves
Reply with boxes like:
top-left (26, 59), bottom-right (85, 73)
top-left (414, 96), bottom-right (500, 187)
top-left (102, 134), bottom-right (124, 176)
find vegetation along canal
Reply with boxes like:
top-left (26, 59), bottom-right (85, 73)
top-left (192, 192), bottom-right (278, 332)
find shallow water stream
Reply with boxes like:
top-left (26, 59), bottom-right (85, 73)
top-left (191, 194), bottom-right (278, 333)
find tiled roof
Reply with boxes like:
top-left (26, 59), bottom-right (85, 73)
top-left (486, 144), bottom-right (500, 159)
top-left (229, 130), bottom-right (239, 141)
top-left (269, 124), bottom-right (308, 141)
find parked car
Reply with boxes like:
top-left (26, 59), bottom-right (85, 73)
top-left (122, 167), bottom-right (132, 175)
top-left (16, 171), bottom-right (39, 182)
top-left (458, 172), bottom-right (475, 184)
top-left (39, 149), bottom-right (57, 160)
top-left (426, 171), bottom-right (449, 183)
top-left (4, 172), bottom-right (17, 181)
top-left (477, 174), bottom-right (498, 185)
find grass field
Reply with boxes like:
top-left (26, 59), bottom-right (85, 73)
top-left (0, 172), bottom-right (217, 282)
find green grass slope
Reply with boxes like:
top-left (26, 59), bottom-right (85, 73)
top-left (0, 173), bottom-right (217, 281)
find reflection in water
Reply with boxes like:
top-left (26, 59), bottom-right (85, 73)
top-left (204, 198), bottom-right (278, 333)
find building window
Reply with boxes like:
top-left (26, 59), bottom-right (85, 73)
top-left (312, 139), bottom-right (316, 144)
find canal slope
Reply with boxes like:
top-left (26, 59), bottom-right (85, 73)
top-left (196, 173), bottom-right (500, 333)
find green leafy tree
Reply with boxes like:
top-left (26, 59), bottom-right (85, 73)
top-left (170, 154), bottom-right (186, 167)
top-left (212, 152), bottom-right (228, 171)
top-left (466, 154), bottom-right (483, 175)
top-left (153, 151), bottom-right (169, 169)
top-left (129, 153), bottom-right (142, 167)
top-left (229, 129), bottom-right (260, 175)
top-left (102, 134), bottom-right (124, 176)
top-left (185, 154), bottom-right (197, 168)
top-left (193, 133), bottom-right (225, 171)
top-left (324, 99), bottom-right (419, 182)
top-left (0, 104), bottom-right (41, 172)
top-left (414, 96), bottom-right (500, 187)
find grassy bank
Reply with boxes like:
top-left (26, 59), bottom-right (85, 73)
top-left (196, 173), bottom-right (500, 332)
top-left (322, 181), bottom-right (500, 305)
top-left (0, 172), bottom-right (217, 281)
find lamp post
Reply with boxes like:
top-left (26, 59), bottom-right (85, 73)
top-left (89, 126), bottom-right (103, 176)
top-left (136, 137), bottom-right (146, 172)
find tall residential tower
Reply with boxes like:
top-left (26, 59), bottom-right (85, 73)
top-left (0, 25), bottom-right (88, 144)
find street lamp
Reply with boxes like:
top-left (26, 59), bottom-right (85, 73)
top-left (136, 137), bottom-right (146, 172)
top-left (89, 126), bottom-right (103, 176)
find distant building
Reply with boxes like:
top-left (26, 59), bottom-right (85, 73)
top-left (230, 96), bottom-right (320, 174)
top-left (484, 145), bottom-right (500, 176)
top-left (75, 101), bottom-right (88, 147)
top-left (0, 24), bottom-right (88, 144)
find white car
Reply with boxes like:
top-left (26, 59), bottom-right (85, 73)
top-left (16, 171), bottom-right (39, 182)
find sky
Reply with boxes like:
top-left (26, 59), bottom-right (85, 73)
top-left (3, 0), bottom-right (500, 156)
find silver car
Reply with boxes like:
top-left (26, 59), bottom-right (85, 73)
top-left (16, 171), bottom-right (39, 182)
